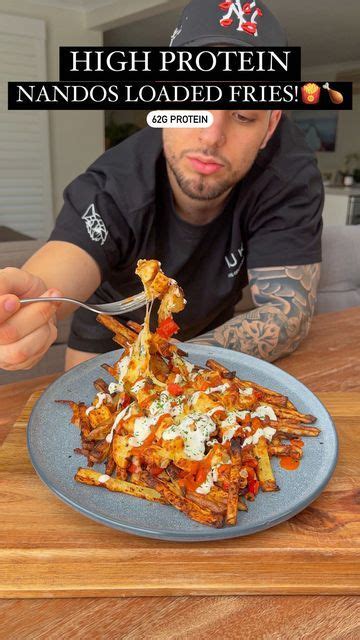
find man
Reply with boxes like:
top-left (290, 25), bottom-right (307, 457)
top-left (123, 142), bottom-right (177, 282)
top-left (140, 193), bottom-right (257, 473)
top-left (0, 0), bottom-right (322, 373)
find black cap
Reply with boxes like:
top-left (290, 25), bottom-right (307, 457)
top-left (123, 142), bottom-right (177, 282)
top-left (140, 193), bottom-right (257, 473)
top-left (170, 0), bottom-right (288, 48)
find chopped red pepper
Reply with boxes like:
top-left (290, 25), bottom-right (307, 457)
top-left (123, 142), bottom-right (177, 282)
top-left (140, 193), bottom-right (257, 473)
top-left (156, 317), bottom-right (179, 340)
top-left (149, 465), bottom-right (163, 477)
top-left (167, 382), bottom-right (184, 396)
top-left (179, 474), bottom-right (198, 492)
top-left (195, 466), bottom-right (208, 485)
top-left (248, 478), bottom-right (260, 495)
top-left (122, 394), bottom-right (131, 409)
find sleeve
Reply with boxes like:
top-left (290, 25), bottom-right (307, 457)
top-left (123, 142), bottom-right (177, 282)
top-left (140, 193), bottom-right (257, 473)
top-left (246, 163), bottom-right (324, 270)
top-left (48, 171), bottom-right (133, 280)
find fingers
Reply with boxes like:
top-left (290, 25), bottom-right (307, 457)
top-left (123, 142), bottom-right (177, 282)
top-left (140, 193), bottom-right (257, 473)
top-left (0, 289), bottom-right (62, 345)
top-left (0, 267), bottom-right (43, 298)
top-left (0, 294), bottom-right (21, 325)
top-left (0, 321), bottom-right (58, 370)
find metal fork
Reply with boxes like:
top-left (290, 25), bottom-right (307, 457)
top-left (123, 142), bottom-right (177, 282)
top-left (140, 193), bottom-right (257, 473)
top-left (19, 292), bottom-right (147, 316)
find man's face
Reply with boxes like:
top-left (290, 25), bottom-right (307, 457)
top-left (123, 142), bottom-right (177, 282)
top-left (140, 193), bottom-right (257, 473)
top-left (163, 110), bottom-right (281, 201)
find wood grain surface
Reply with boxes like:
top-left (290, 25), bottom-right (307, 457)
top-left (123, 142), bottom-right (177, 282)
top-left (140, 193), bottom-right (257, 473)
top-left (0, 391), bottom-right (359, 598)
top-left (0, 595), bottom-right (359, 640)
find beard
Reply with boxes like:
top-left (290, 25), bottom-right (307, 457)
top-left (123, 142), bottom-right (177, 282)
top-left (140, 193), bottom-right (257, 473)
top-left (164, 146), bottom-right (243, 201)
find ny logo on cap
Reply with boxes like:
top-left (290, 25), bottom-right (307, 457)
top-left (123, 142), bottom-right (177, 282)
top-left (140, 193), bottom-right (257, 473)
top-left (218, 1), bottom-right (263, 36)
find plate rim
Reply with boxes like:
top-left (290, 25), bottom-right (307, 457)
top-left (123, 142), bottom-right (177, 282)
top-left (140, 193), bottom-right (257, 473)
top-left (27, 344), bottom-right (339, 542)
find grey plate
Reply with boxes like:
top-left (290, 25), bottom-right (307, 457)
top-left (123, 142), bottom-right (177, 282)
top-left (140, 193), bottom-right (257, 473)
top-left (28, 345), bottom-right (338, 542)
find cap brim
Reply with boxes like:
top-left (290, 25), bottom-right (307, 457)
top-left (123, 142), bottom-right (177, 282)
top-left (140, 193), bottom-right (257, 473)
top-left (173, 35), bottom-right (255, 47)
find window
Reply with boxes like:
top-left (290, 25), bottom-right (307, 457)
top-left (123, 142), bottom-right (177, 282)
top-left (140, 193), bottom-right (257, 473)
top-left (0, 13), bottom-right (53, 240)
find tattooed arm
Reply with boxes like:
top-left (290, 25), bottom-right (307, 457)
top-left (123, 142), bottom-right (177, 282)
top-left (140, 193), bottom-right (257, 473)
top-left (190, 264), bottom-right (321, 362)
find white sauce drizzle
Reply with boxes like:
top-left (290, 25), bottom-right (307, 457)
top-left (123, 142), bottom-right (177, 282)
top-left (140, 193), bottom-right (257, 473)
top-left (98, 474), bottom-right (110, 484)
top-left (117, 352), bottom-right (131, 379)
top-left (108, 381), bottom-right (124, 394)
top-left (195, 462), bottom-right (224, 495)
top-left (243, 426), bottom-right (277, 447)
top-left (162, 413), bottom-right (217, 461)
top-left (251, 405), bottom-right (277, 422)
top-left (207, 406), bottom-right (225, 416)
top-left (131, 379), bottom-right (147, 394)
top-left (129, 415), bottom-right (160, 448)
top-left (205, 383), bottom-right (230, 395)
top-left (85, 392), bottom-right (111, 415)
top-left (239, 387), bottom-right (254, 396)
top-left (148, 391), bottom-right (184, 418)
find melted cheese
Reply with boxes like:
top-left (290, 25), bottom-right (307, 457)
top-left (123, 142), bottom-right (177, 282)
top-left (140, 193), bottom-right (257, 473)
top-left (162, 413), bottom-right (217, 460)
top-left (106, 403), bottom-right (134, 443)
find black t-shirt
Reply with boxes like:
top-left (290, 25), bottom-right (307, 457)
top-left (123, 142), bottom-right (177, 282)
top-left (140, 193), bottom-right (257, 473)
top-left (49, 115), bottom-right (323, 353)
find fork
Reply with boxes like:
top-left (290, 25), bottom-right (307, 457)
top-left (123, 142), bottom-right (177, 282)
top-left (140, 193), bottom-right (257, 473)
top-left (19, 292), bottom-right (147, 316)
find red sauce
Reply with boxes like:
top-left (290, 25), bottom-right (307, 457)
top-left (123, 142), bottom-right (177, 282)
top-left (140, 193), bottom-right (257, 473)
top-left (291, 439), bottom-right (304, 448)
top-left (280, 456), bottom-right (300, 471)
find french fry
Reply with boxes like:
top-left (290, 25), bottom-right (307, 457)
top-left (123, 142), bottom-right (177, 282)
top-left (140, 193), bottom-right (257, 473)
top-left (88, 440), bottom-right (111, 464)
top-left (126, 320), bottom-right (143, 334)
top-left (238, 497), bottom-right (248, 512)
top-left (75, 468), bottom-right (165, 503)
top-left (101, 363), bottom-right (118, 378)
top-left (88, 405), bottom-right (113, 429)
top-left (268, 444), bottom-right (303, 460)
top-left (186, 491), bottom-right (226, 515)
top-left (85, 423), bottom-right (112, 441)
top-left (271, 423), bottom-right (321, 437)
top-left (253, 436), bottom-right (279, 492)
top-left (142, 472), bottom-right (224, 528)
top-left (271, 407), bottom-right (316, 424)
top-left (226, 437), bottom-right (242, 525)
top-left (96, 314), bottom-right (138, 344)
top-left (206, 359), bottom-right (285, 398)
top-left (55, 400), bottom-right (81, 426)
top-left (105, 453), bottom-right (116, 476)
top-left (93, 378), bottom-right (110, 394)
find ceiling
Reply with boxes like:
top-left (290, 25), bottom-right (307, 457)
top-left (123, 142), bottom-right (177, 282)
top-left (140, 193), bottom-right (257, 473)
top-left (105, 0), bottom-right (360, 67)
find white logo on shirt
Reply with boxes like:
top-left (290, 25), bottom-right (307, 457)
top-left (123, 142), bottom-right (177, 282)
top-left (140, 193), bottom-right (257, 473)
top-left (225, 245), bottom-right (244, 278)
top-left (82, 204), bottom-right (108, 246)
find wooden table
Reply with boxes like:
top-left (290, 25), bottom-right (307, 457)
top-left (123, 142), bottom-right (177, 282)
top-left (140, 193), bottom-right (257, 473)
top-left (0, 307), bottom-right (359, 639)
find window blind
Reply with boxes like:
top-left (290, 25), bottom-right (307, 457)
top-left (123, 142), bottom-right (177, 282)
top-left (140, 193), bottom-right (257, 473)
top-left (0, 13), bottom-right (53, 240)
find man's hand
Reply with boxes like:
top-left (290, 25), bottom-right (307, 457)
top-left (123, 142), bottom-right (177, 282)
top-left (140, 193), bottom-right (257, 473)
top-left (0, 268), bottom-right (62, 371)
top-left (190, 264), bottom-right (321, 362)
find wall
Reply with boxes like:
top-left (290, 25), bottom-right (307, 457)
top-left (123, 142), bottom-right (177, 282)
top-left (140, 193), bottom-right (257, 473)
top-left (1, 0), bottom-right (104, 218)
top-left (302, 60), bottom-right (360, 176)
